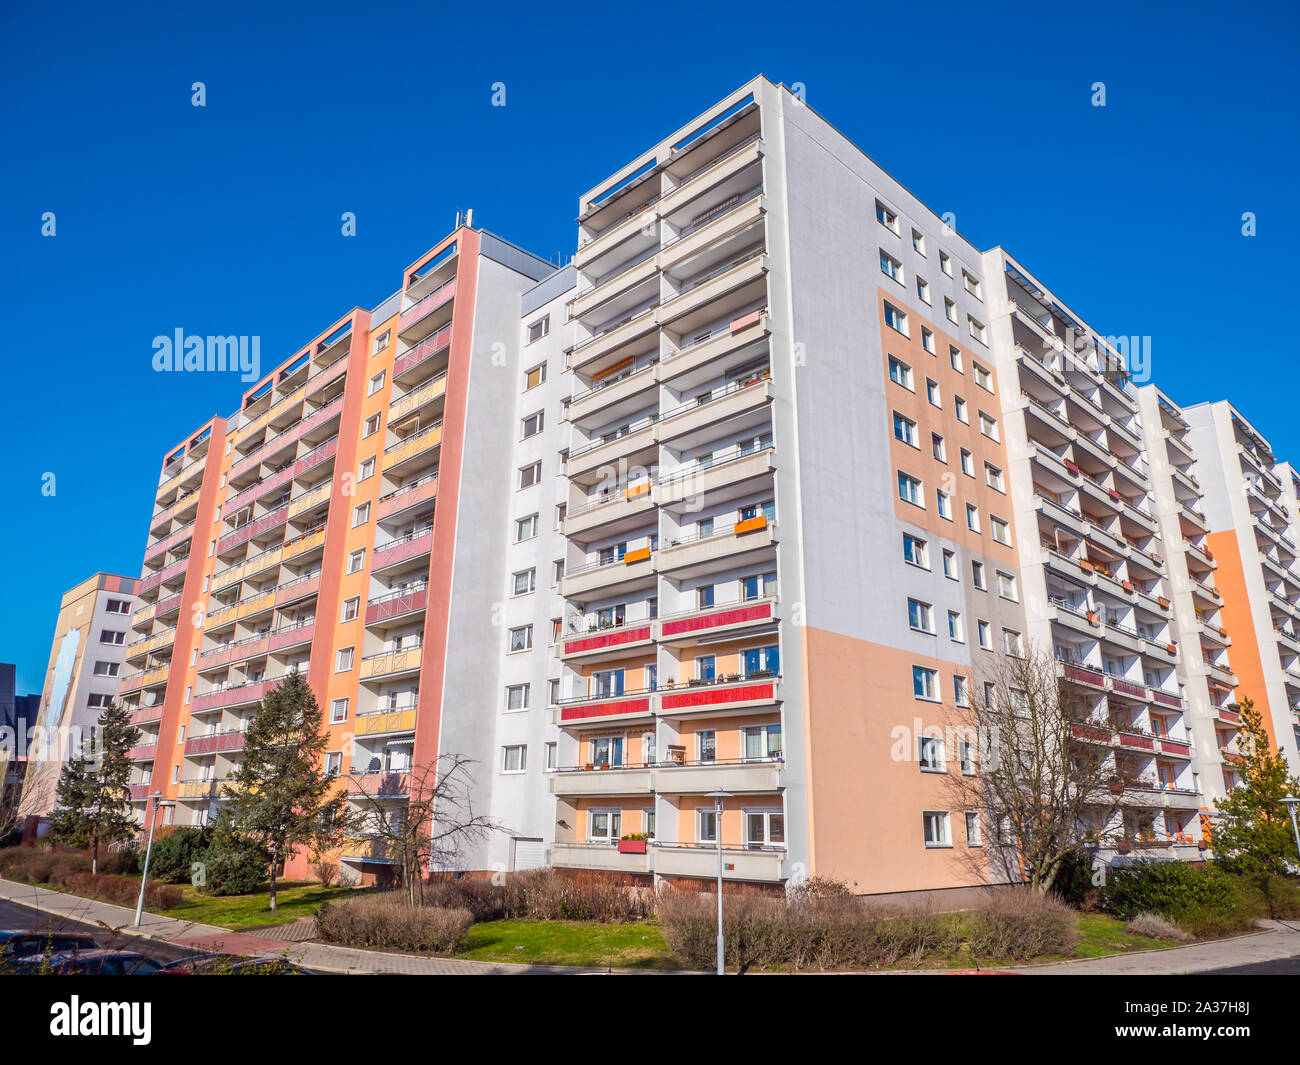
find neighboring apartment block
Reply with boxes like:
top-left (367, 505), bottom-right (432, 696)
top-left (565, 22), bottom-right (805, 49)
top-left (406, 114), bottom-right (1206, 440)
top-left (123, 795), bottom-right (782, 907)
top-left (15, 574), bottom-right (140, 825)
top-left (107, 75), bottom-right (1300, 897)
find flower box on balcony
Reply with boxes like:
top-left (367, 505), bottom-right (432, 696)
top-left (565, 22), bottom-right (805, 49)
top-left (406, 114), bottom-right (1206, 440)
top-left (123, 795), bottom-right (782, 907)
top-left (734, 515), bottom-right (768, 535)
top-left (617, 839), bottom-right (647, 854)
top-left (1122, 580), bottom-right (1135, 592)
top-left (1165, 643), bottom-right (1177, 654)
top-left (1079, 560), bottom-right (1095, 572)
top-left (1157, 597), bottom-right (1170, 609)
top-left (1064, 459), bottom-right (1080, 474)
top-left (1116, 840), bottom-right (1133, 854)
top-left (1108, 782), bottom-right (1125, 794)
top-left (1108, 489), bottom-right (1122, 501)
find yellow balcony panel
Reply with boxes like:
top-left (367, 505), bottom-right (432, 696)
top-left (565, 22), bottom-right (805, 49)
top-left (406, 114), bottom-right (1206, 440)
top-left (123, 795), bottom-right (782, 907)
top-left (234, 591), bottom-right (276, 622)
top-left (359, 647), bottom-right (423, 681)
top-left (288, 483), bottom-right (332, 520)
top-left (354, 707), bottom-right (417, 736)
top-left (384, 424), bottom-right (443, 470)
top-left (283, 527), bottom-right (326, 562)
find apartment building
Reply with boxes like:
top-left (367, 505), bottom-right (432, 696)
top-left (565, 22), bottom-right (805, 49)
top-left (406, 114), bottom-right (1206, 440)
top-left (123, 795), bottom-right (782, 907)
top-left (545, 78), bottom-right (1027, 898)
top-left (14, 574), bottom-right (140, 826)
top-left (1182, 401), bottom-right (1300, 776)
top-left (119, 228), bottom-right (562, 883)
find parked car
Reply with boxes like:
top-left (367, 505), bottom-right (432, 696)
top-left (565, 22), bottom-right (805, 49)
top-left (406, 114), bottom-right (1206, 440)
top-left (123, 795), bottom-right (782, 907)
top-left (10, 948), bottom-right (166, 975)
top-left (156, 952), bottom-right (317, 975)
top-left (0, 930), bottom-right (99, 959)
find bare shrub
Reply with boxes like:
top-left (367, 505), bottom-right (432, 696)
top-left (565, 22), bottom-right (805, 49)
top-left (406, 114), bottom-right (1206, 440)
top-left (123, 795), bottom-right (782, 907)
top-left (1127, 911), bottom-right (1190, 941)
top-left (964, 890), bottom-right (1078, 960)
top-left (310, 861), bottom-right (339, 887)
top-left (316, 892), bottom-right (472, 953)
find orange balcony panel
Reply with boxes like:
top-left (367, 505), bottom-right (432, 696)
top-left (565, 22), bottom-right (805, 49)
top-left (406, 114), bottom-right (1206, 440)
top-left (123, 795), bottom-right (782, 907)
top-left (624, 547), bottom-right (651, 564)
top-left (734, 515), bottom-right (768, 535)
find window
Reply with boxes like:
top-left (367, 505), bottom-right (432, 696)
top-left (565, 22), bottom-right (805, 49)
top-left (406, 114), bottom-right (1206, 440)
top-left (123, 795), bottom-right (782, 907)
top-left (504, 684), bottom-right (531, 713)
top-left (363, 414), bottom-right (381, 438)
top-left (589, 736), bottom-right (623, 767)
top-left (553, 559), bottom-right (565, 584)
top-left (512, 568), bottom-right (536, 595)
top-left (548, 679), bottom-right (561, 706)
top-left (367, 370), bottom-right (386, 396)
top-left (972, 560), bottom-right (986, 589)
top-left (898, 472), bottom-right (923, 507)
top-left (373, 329), bottom-right (390, 354)
top-left (954, 395), bottom-right (968, 423)
top-left (740, 571), bottom-right (777, 601)
top-left (888, 356), bottom-right (914, 390)
top-left (99, 630), bottom-right (124, 645)
top-left (893, 412), bottom-right (918, 447)
top-left (341, 596), bottom-right (360, 622)
top-left (508, 625), bottom-right (533, 653)
top-left (87, 693), bottom-right (111, 708)
top-left (336, 647), bottom-right (354, 672)
top-left (744, 809), bottom-right (785, 849)
top-left (527, 316), bottom-right (550, 343)
top-left (105, 599), bottom-right (131, 615)
top-left (329, 698), bottom-right (349, 724)
top-left (942, 549), bottom-right (957, 579)
top-left (92, 661), bottom-right (120, 677)
top-left (948, 610), bottom-right (964, 642)
top-left (996, 571), bottom-right (1018, 600)
top-left (936, 490), bottom-right (952, 521)
top-left (963, 271), bottom-right (982, 300)
top-left (514, 514), bottom-right (538, 542)
top-left (524, 363), bottom-right (547, 390)
top-left (519, 462), bottom-right (542, 489)
top-left (921, 327), bottom-right (935, 354)
top-left (973, 362), bottom-right (993, 392)
top-left (883, 302), bottom-right (908, 336)
top-left (954, 674), bottom-right (970, 706)
top-left (880, 250), bottom-right (903, 283)
top-left (978, 411), bottom-right (998, 440)
top-left (924, 811), bottom-right (951, 847)
top-left (589, 809), bottom-right (621, 844)
top-left (521, 410), bottom-right (545, 438)
top-left (697, 729), bottom-right (717, 762)
top-left (911, 229), bottom-right (926, 255)
top-left (347, 548), bottom-right (365, 574)
top-left (977, 619), bottom-right (992, 649)
top-left (944, 297), bottom-right (957, 323)
top-left (913, 666), bottom-right (938, 700)
top-left (502, 745), bottom-right (527, 773)
top-left (965, 811), bottom-right (983, 846)
top-left (966, 503), bottom-right (980, 532)
top-left (940, 251), bottom-right (953, 277)
top-left (908, 599), bottom-right (934, 633)
top-left (352, 502), bottom-right (370, 527)
top-left (991, 516), bottom-right (1011, 546)
top-left (969, 317), bottom-right (988, 344)
top-left (903, 534), bottom-right (929, 568)
top-left (875, 200), bottom-right (899, 233)
top-left (960, 448), bottom-right (974, 476)
top-left (1003, 628), bottom-right (1023, 655)
top-left (926, 379), bottom-right (940, 407)
top-left (695, 655), bottom-right (716, 681)
top-left (985, 463), bottom-right (1004, 491)
top-left (358, 457), bottom-right (375, 481)
top-left (742, 723), bottom-right (783, 761)
top-left (698, 808), bottom-right (719, 844)
top-left (916, 277), bottom-right (930, 304)
top-left (919, 735), bottom-right (945, 771)
top-left (949, 345), bottom-right (963, 372)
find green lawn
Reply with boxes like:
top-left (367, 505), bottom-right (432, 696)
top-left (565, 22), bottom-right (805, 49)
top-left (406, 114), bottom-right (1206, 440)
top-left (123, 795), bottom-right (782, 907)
top-left (456, 919), bottom-right (683, 970)
top-left (1071, 913), bottom-right (1178, 959)
top-left (160, 881), bottom-right (359, 929)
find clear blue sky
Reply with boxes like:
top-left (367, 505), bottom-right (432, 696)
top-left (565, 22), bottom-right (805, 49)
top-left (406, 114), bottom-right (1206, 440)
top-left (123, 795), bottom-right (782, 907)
top-left (1, 0), bottom-right (1296, 692)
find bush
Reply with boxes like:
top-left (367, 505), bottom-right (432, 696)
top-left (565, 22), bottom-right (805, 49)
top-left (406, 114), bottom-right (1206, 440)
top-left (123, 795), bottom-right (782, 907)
top-left (965, 891), bottom-right (1078, 960)
top-left (201, 837), bottom-right (268, 897)
top-left (421, 868), bottom-right (653, 923)
top-left (0, 846), bottom-right (90, 885)
top-left (99, 847), bottom-right (140, 877)
top-left (316, 892), bottom-right (471, 954)
top-left (146, 827), bottom-right (211, 884)
top-left (1127, 911), bottom-right (1190, 941)
top-left (1247, 874), bottom-right (1300, 920)
top-left (60, 872), bottom-right (182, 910)
top-left (1051, 849), bottom-right (1102, 911)
top-left (1100, 860), bottom-right (1237, 920)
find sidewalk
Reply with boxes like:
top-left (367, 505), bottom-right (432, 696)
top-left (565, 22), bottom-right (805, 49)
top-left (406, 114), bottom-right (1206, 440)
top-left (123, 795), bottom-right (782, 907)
top-left (1017, 920), bottom-right (1300, 974)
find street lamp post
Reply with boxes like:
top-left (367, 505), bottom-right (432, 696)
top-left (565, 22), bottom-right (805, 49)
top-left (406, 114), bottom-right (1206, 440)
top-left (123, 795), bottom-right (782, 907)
top-left (707, 788), bottom-right (732, 976)
top-left (134, 792), bottom-right (175, 928)
top-left (1283, 796), bottom-right (1300, 863)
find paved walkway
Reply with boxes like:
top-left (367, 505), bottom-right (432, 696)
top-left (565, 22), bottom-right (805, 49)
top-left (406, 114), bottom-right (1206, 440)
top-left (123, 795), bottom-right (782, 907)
top-left (1016, 920), bottom-right (1300, 974)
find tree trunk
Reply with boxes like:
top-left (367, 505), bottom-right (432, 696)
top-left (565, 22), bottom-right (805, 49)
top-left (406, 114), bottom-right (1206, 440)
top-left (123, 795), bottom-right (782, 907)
top-left (268, 864), bottom-right (278, 911)
top-left (91, 832), bottom-right (99, 875)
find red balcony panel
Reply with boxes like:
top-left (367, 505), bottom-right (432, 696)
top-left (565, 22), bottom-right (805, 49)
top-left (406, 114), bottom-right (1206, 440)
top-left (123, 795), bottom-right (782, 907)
top-left (1110, 678), bottom-right (1146, 698)
top-left (217, 504), bottom-right (289, 554)
top-left (661, 682), bottom-right (776, 710)
top-left (1159, 739), bottom-right (1191, 757)
top-left (126, 744), bottom-right (158, 762)
top-left (191, 680), bottom-right (271, 714)
top-left (376, 476), bottom-right (438, 522)
top-left (276, 574), bottom-right (320, 607)
top-left (345, 771), bottom-right (410, 797)
top-left (184, 730), bottom-right (247, 756)
top-left (1151, 690), bottom-right (1183, 708)
top-left (139, 557), bottom-right (189, 595)
top-left (227, 463), bottom-right (296, 516)
top-left (1118, 732), bottom-right (1155, 750)
top-left (1071, 724), bottom-right (1113, 743)
top-left (1063, 664), bottom-right (1106, 690)
top-left (201, 635), bottom-right (270, 671)
top-left (563, 625), bottom-right (652, 655)
top-left (128, 784), bottom-right (152, 801)
top-left (560, 697), bottom-right (651, 722)
top-left (365, 587), bottom-right (428, 625)
top-left (268, 622), bottom-right (315, 653)
top-left (143, 524), bottom-right (194, 565)
top-left (154, 591), bottom-right (184, 617)
top-left (661, 602), bottom-right (772, 638)
top-left (398, 280), bottom-right (456, 335)
top-left (372, 530), bottom-right (433, 571)
top-left (130, 706), bottom-right (163, 726)
top-left (393, 324), bottom-right (452, 378)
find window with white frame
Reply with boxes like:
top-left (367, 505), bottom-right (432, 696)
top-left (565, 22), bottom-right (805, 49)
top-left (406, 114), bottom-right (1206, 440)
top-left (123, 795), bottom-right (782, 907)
top-left (508, 625), bottom-right (533, 653)
top-left (358, 457), bottom-right (376, 481)
top-left (936, 490), bottom-right (952, 521)
top-left (977, 619), bottom-right (992, 649)
top-left (966, 503), bottom-right (980, 532)
top-left (363, 413), bottom-right (381, 437)
top-left (965, 811), bottom-right (983, 846)
top-left (912, 229), bottom-right (926, 255)
top-left (336, 647), bottom-right (354, 672)
top-left (942, 549), bottom-right (957, 579)
top-left (908, 598), bottom-right (934, 633)
top-left (978, 410), bottom-right (999, 440)
top-left (916, 277), bottom-right (930, 304)
top-left (744, 809), bottom-right (785, 849)
top-left (991, 516), bottom-right (1011, 545)
top-left (329, 698), bottom-right (349, 724)
top-left (512, 568), bottom-right (536, 596)
top-left (514, 514), bottom-right (538, 542)
top-left (903, 533), bottom-right (929, 568)
top-left (367, 370), bottom-right (386, 396)
top-left (898, 472), bottom-right (923, 507)
top-left (347, 548), bottom-right (365, 574)
top-left (352, 502), bottom-right (370, 526)
top-left (884, 301), bottom-right (908, 336)
top-left (893, 412), bottom-right (918, 447)
top-left (962, 271), bottom-right (982, 300)
top-left (527, 316), bottom-right (550, 343)
top-left (954, 674), bottom-right (970, 706)
top-left (519, 462), bottom-right (542, 489)
top-left (940, 251), bottom-right (953, 277)
top-left (524, 363), bottom-right (547, 390)
top-left (985, 463), bottom-right (1004, 491)
top-left (1003, 628), bottom-right (1023, 655)
top-left (944, 297), bottom-right (957, 323)
top-left (880, 249), bottom-right (903, 283)
top-left (876, 200), bottom-right (900, 234)
top-left (589, 808), bottom-right (621, 843)
top-left (931, 432), bottom-right (946, 462)
top-left (948, 610), bottom-right (964, 642)
top-left (919, 735), bottom-right (945, 771)
top-left (969, 317), bottom-right (988, 344)
top-left (921, 326), bottom-right (935, 354)
top-left (996, 571), bottom-right (1018, 600)
top-left (949, 345), bottom-right (963, 372)
top-left (341, 596), bottom-right (360, 622)
top-left (972, 560), bottom-right (986, 589)
top-left (973, 362), bottom-right (993, 392)
top-left (960, 448), bottom-right (974, 476)
top-left (888, 356), bottom-right (914, 389)
top-left (924, 811), bottom-right (951, 847)
top-left (522, 410), bottom-right (545, 438)
top-left (502, 745), bottom-right (527, 773)
top-left (913, 666), bottom-right (939, 700)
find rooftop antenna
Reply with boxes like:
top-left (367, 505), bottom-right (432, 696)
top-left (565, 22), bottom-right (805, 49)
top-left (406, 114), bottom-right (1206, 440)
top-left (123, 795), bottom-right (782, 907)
top-left (465, 208), bottom-right (474, 229)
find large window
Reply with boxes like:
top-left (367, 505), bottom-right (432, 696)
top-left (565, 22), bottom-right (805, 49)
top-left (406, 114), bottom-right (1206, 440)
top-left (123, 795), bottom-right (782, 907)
top-left (744, 810), bottom-right (785, 849)
top-left (742, 724), bottom-right (782, 761)
top-left (589, 809), bottom-right (621, 843)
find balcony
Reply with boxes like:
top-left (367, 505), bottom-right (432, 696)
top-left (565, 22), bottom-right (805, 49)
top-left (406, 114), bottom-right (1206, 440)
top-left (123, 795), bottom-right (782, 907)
top-left (393, 325), bottom-right (452, 381)
top-left (353, 707), bottom-right (417, 737)
top-left (658, 377), bottom-right (773, 446)
top-left (217, 504), bottom-right (289, 555)
top-left (184, 729), bottom-right (247, 756)
top-left (659, 598), bottom-right (777, 643)
top-left (389, 370), bottom-right (448, 425)
top-left (550, 765), bottom-right (654, 796)
top-left (359, 647), bottom-right (423, 682)
top-left (563, 482), bottom-right (655, 540)
top-left (659, 309), bottom-right (769, 384)
top-left (377, 473), bottom-right (438, 523)
top-left (560, 621), bottom-right (654, 660)
top-left (130, 706), bottom-right (163, 726)
top-left (653, 843), bottom-right (786, 882)
top-left (177, 779), bottom-right (222, 800)
top-left (341, 836), bottom-right (399, 863)
top-left (658, 253), bottom-right (768, 332)
top-left (191, 680), bottom-right (271, 714)
top-left (564, 416), bottom-right (658, 482)
top-left (268, 620), bottom-right (316, 653)
top-left (371, 528), bottom-right (433, 574)
top-left (126, 743), bottom-right (158, 763)
top-left (397, 278), bottom-right (456, 342)
top-left (658, 135), bottom-right (764, 223)
top-left (560, 548), bottom-right (656, 599)
top-left (657, 517), bottom-right (777, 579)
top-left (549, 841), bottom-right (652, 875)
top-left (658, 675), bottom-right (780, 716)
top-left (556, 689), bottom-right (655, 726)
top-left (275, 572), bottom-right (320, 608)
top-left (657, 446), bottom-right (774, 508)
top-left (383, 421), bottom-right (443, 472)
top-left (568, 305), bottom-right (658, 376)
top-left (366, 585), bottom-right (429, 626)
top-left (567, 361), bottom-right (659, 425)
top-left (661, 191), bottom-right (766, 274)
top-left (345, 770), bottom-right (410, 798)
top-left (570, 254), bottom-right (660, 322)
top-left (138, 556), bottom-right (189, 596)
top-left (654, 757), bottom-right (783, 793)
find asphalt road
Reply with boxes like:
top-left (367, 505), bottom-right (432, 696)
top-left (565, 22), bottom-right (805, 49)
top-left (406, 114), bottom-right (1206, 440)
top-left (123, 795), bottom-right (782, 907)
top-left (1196, 955), bottom-right (1300, 975)
top-left (0, 898), bottom-right (201, 966)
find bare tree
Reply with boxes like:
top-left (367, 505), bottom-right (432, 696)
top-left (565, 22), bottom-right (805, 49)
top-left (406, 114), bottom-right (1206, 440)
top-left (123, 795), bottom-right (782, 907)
top-left (348, 754), bottom-right (500, 906)
top-left (945, 642), bottom-right (1126, 894)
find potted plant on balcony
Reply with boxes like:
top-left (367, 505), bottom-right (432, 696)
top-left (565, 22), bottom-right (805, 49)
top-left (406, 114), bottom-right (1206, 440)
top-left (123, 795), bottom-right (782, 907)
top-left (1116, 838), bottom-right (1133, 855)
top-left (618, 833), bottom-right (648, 854)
